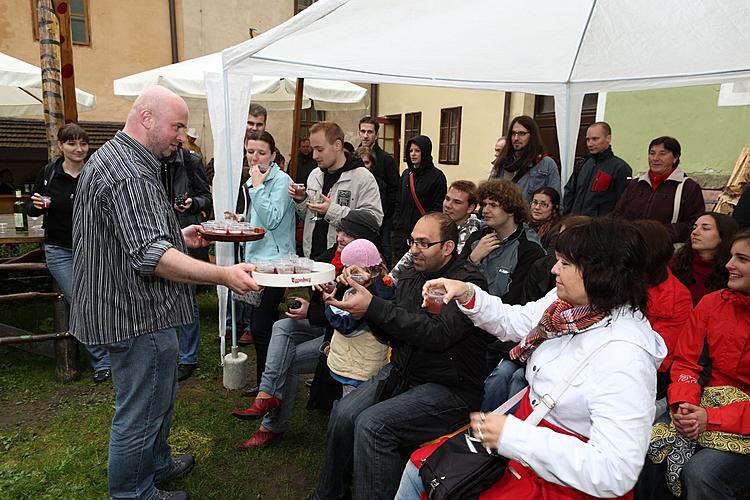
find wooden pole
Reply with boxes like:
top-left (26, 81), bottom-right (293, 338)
top-left (37, 0), bottom-right (65, 159)
top-left (52, 285), bottom-right (79, 383)
top-left (289, 78), bottom-right (305, 182)
top-left (52, 0), bottom-right (78, 124)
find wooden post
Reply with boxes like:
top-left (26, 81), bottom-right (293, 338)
top-left (289, 78), bottom-right (305, 182)
top-left (37, 0), bottom-right (65, 159)
top-left (52, 0), bottom-right (78, 124)
top-left (52, 285), bottom-right (79, 383)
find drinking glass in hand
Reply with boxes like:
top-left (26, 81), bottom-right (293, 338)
top-left (308, 189), bottom-right (324, 221)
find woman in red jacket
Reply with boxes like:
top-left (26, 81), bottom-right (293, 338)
top-left (637, 231), bottom-right (750, 500)
top-left (670, 212), bottom-right (738, 305)
top-left (633, 220), bottom-right (693, 397)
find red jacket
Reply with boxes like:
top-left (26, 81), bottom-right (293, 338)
top-left (669, 289), bottom-right (750, 434)
top-left (646, 269), bottom-right (693, 372)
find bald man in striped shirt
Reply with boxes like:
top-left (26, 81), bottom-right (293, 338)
top-left (71, 86), bottom-right (258, 500)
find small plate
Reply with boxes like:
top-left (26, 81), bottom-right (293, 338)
top-left (197, 227), bottom-right (266, 242)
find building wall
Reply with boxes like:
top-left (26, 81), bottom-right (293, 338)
top-left (605, 85), bottom-right (750, 182)
top-left (377, 84), bottom-right (506, 185)
top-left (0, 0), bottom-right (174, 122)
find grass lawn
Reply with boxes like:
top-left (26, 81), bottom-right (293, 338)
top-left (0, 288), bottom-right (328, 499)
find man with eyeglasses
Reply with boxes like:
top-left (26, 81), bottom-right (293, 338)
top-left (390, 180), bottom-right (481, 281)
top-left (310, 212), bottom-right (490, 500)
top-left (463, 179), bottom-right (545, 304)
top-left (562, 121), bottom-right (632, 216)
top-left (491, 115), bottom-right (560, 202)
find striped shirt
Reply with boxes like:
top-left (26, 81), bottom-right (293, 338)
top-left (70, 131), bottom-right (193, 345)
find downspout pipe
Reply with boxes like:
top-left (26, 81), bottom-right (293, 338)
top-left (169, 0), bottom-right (179, 63)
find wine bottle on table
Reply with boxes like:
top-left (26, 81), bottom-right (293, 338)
top-left (14, 189), bottom-right (28, 232)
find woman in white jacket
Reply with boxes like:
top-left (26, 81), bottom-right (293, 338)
top-left (396, 219), bottom-right (667, 499)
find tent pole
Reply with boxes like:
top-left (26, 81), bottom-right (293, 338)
top-left (289, 77), bottom-right (305, 182)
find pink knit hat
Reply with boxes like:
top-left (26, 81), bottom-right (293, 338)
top-left (340, 239), bottom-right (383, 267)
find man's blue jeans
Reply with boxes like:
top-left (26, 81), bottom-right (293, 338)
top-left (45, 244), bottom-right (110, 372)
top-left (481, 358), bottom-right (527, 412)
top-left (178, 285), bottom-right (200, 365)
top-left (105, 329), bottom-right (178, 500)
top-left (313, 364), bottom-right (470, 500)
top-left (259, 318), bottom-right (326, 434)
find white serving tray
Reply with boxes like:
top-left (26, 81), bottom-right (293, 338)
top-left (252, 262), bottom-right (336, 288)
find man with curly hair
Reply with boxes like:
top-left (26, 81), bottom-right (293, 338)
top-left (462, 179), bottom-right (545, 304)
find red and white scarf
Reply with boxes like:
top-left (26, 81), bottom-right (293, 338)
top-left (509, 300), bottom-right (606, 363)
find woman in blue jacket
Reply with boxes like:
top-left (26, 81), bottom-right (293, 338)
top-left (231, 130), bottom-right (296, 389)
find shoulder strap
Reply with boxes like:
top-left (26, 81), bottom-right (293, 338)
top-left (525, 339), bottom-right (626, 426)
top-left (492, 339), bottom-right (629, 427)
top-left (671, 177), bottom-right (686, 224)
top-left (43, 160), bottom-right (58, 189)
top-left (409, 171), bottom-right (426, 216)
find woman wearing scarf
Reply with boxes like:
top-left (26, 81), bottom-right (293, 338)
top-left (395, 219), bottom-right (667, 499)
top-left (489, 115), bottom-right (560, 202)
top-left (612, 136), bottom-right (705, 244)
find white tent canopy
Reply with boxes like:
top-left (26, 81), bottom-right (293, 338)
top-left (113, 52), bottom-right (368, 111)
top-left (0, 51), bottom-right (96, 117)
top-left (204, 0), bottom-right (750, 353)
top-left (220, 0), bottom-right (750, 188)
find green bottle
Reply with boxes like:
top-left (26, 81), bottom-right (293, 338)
top-left (13, 189), bottom-right (28, 232)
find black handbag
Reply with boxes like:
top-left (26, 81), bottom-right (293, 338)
top-left (419, 431), bottom-right (508, 500)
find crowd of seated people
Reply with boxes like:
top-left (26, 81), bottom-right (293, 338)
top-left (226, 114), bottom-right (747, 500)
top-left (32, 100), bottom-right (750, 500)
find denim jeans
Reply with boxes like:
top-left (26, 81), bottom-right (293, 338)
top-left (636, 443), bottom-right (750, 500)
top-left (178, 285), bottom-right (200, 365)
top-left (259, 318), bottom-right (326, 434)
top-left (105, 329), bottom-right (178, 500)
top-left (394, 461), bottom-right (422, 500)
top-left (45, 244), bottom-right (110, 372)
top-left (314, 365), bottom-right (470, 500)
top-left (481, 359), bottom-right (527, 412)
top-left (250, 286), bottom-right (286, 385)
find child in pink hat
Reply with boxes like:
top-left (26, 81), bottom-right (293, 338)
top-left (324, 239), bottom-right (395, 396)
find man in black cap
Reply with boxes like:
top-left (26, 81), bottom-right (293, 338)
top-left (229, 209), bottom-right (381, 449)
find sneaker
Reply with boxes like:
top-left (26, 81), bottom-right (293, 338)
top-left (177, 364), bottom-right (196, 382)
top-left (93, 369), bottom-right (111, 384)
top-left (152, 489), bottom-right (189, 500)
top-left (154, 454), bottom-right (195, 485)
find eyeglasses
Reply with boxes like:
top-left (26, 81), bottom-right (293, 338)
top-left (406, 237), bottom-right (449, 250)
top-left (510, 131), bottom-right (530, 138)
top-left (531, 200), bottom-right (550, 208)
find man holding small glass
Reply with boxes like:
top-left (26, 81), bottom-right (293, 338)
top-left (311, 212), bottom-right (489, 500)
top-left (288, 121), bottom-right (383, 261)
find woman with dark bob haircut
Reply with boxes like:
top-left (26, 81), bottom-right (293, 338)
top-left (395, 219), bottom-right (667, 499)
top-left (26, 123), bottom-right (112, 383)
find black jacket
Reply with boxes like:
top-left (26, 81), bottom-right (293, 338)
top-left (368, 141), bottom-right (400, 218)
top-left (563, 147), bottom-right (632, 216)
top-left (295, 152), bottom-right (318, 186)
top-left (392, 135), bottom-right (447, 255)
top-left (166, 149), bottom-right (212, 229)
top-left (26, 157), bottom-right (78, 248)
top-left (364, 255), bottom-right (491, 409)
top-left (166, 149), bottom-right (212, 260)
